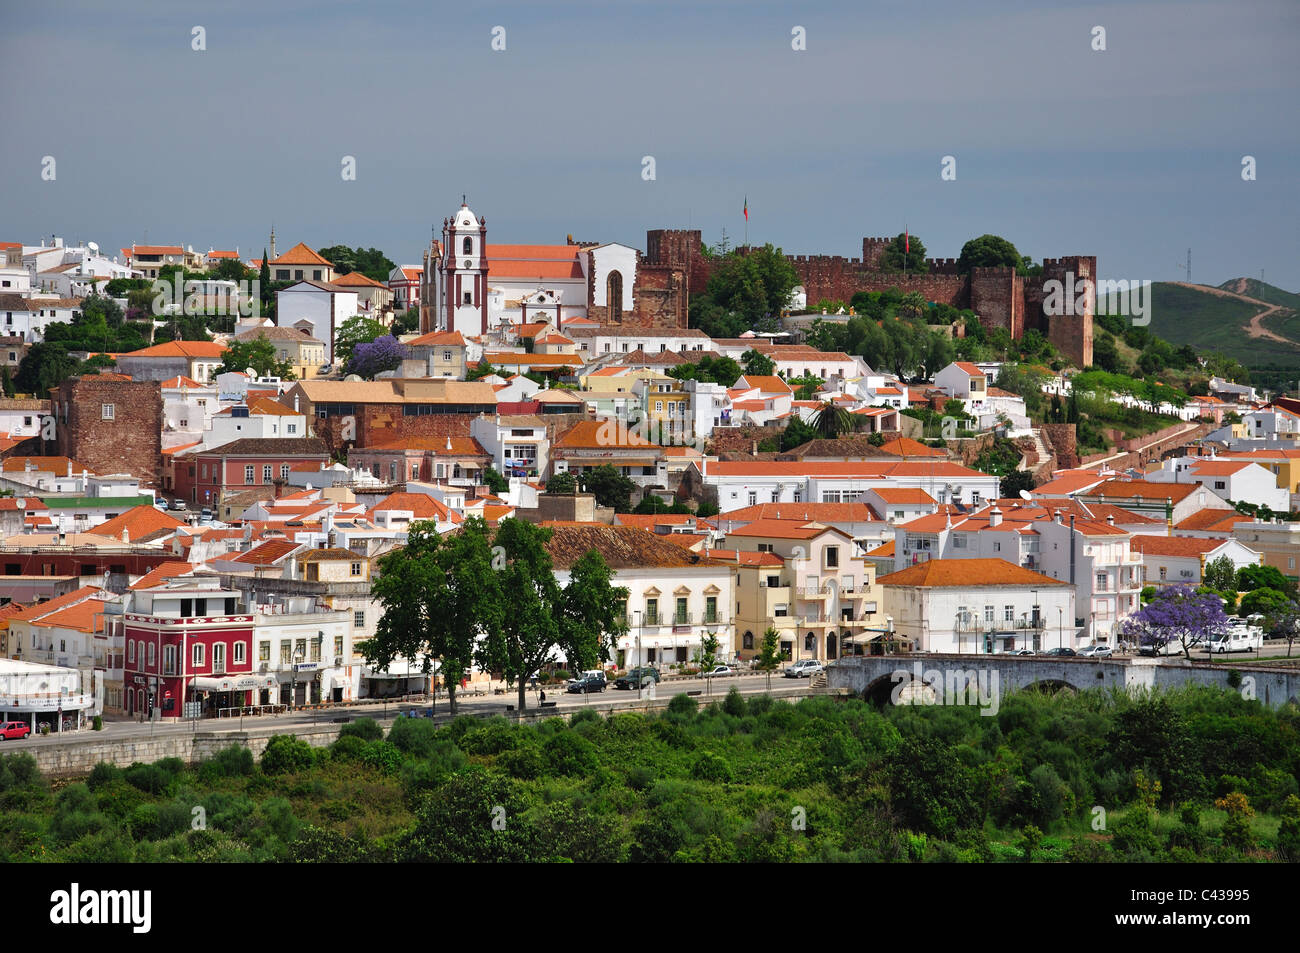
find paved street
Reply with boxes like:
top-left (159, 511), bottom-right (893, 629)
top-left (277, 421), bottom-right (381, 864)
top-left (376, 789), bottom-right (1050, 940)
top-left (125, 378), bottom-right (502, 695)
top-left (9, 672), bottom-right (816, 746)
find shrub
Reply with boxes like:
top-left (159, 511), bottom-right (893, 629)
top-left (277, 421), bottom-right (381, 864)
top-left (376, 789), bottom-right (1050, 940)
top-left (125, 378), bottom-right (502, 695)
top-left (260, 735), bottom-right (314, 775)
top-left (337, 717), bottom-right (383, 742)
top-left (1277, 795), bottom-right (1300, 860)
top-left (722, 686), bottom-right (746, 718)
top-left (626, 765), bottom-right (655, 791)
top-left (542, 731), bottom-right (598, 776)
top-left (690, 752), bottom-right (734, 782)
top-left (1214, 791), bottom-right (1255, 851)
top-left (92, 715), bottom-right (103, 731)
top-left (87, 762), bottom-right (122, 791)
top-left (328, 734), bottom-right (369, 763)
top-left (461, 719), bottom-right (522, 756)
top-left (569, 708), bottom-right (600, 727)
top-left (497, 744), bottom-right (545, 780)
top-left (123, 763), bottom-right (171, 796)
top-left (386, 716), bottom-right (441, 758)
top-left (198, 745), bottom-right (254, 781)
top-left (667, 693), bottom-right (698, 717)
top-left (362, 740), bottom-right (403, 776)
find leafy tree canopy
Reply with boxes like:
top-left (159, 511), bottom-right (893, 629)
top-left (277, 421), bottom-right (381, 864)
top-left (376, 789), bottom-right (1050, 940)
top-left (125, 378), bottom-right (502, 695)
top-left (214, 335), bottom-right (294, 380)
top-left (318, 245), bottom-right (396, 283)
top-left (957, 235), bottom-right (1022, 274)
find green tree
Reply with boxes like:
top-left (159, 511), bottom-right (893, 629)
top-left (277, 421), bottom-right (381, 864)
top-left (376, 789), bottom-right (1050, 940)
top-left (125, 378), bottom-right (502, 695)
top-left (334, 316), bottom-right (389, 369)
top-left (1, 366), bottom-right (16, 398)
top-left (1236, 564), bottom-right (1296, 598)
top-left (1000, 470), bottom-right (1035, 497)
top-left (15, 343), bottom-right (82, 395)
top-left (702, 244), bottom-right (799, 327)
top-left (318, 245), bottom-right (396, 282)
top-left (391, 306), bottom-right (420, 335)
top-left (755, 627), bottom-right (782, 689)
top-left (258, 252), bottom-right (272, 314)
top-left (741, 349), bottom-right (776, 377)
top-left (466, 362), bottom-right (499, 382)
top-left (580, 464), bottom-right (635, 512)
top-left (1239, 587), bottom-right (1290, 621)
top-left (545, 471), bottom-right (577, 494)
top-left (367, 519), bottom-right (498, 716)
top-left (556, 549), bottom-right (629, 676)
top-left (214, 335), bottom-right (293, 380)
top-left (957, 234), bottom-right (1023, 273)
top-left (898, 291), bottom-right (928, 318)
top-left (1202, 556), bottom-right (1237, 595)
top-left (212, 259), bottom-right (251, 282)
top-left (880, 233), bottom-right (928, 274)
top-left (483, 467), bottom-right (509, 495)
top-left (812, 401), bottom-right (853, 437)
top-left (780, 416), bottom-right (820, 451)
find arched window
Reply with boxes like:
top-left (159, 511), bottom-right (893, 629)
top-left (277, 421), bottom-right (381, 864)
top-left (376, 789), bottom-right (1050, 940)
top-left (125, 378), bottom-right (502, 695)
top-left (827, 632), bottom-right (837, 659)
top-left (462, 236), bottom-right (472, 256)
top-left (742, 631), bottom-right (754, 650)
top-left (606, 271), bottom-right (623, 324)
top-left (804, 632), bottom-right (815, 651)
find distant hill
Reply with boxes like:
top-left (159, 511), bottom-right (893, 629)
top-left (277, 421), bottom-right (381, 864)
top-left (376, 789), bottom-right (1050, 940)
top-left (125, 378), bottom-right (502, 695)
top-left (1218, 277), bottom-right (1300, 312)
top-left (1137, 281), bottom-right (1300, 373)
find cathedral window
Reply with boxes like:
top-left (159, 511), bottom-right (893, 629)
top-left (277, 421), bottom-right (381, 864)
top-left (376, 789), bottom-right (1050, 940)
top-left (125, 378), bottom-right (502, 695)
top-left (462, 237), bottom-right (472, 256)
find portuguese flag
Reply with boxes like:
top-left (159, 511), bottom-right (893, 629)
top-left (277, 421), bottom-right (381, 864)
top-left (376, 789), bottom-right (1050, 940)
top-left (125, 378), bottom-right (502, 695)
top-left (743, 196), bottom-right (748, 221)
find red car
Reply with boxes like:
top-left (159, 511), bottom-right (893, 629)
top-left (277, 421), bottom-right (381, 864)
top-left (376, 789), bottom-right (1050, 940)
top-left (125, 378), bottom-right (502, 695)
top-left (0, 721), bottom-right (31, 740)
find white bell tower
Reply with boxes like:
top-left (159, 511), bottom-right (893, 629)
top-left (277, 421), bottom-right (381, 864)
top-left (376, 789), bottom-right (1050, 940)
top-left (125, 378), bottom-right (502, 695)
top-left (438, 198), bottom-right (488, 336)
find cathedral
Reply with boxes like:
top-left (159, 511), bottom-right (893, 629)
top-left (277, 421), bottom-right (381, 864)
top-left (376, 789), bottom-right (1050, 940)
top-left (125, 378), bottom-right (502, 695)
top-left (418, 200), bottom-right (643, 337)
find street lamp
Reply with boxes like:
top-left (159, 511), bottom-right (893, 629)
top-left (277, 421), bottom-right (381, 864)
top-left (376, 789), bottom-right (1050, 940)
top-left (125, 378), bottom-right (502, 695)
top-left (1058, 607), bottom-right (1064, 650)
top-left (290, 648), bottom-right (304, 711)
top-left (633, 609), bottom-right (642, 670)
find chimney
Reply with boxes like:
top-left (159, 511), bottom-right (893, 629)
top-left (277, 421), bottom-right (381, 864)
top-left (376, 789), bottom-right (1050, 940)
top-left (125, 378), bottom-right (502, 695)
top-left (1107, 513), bottom-right (1115, 526)
top-left (67, 460), bottom-right (72, 478)
top-left (122, 529), bottom-right (129, 544)
top-left (988, 505), bottom-right (1002, 527)
top-left (327, 530), bottom-right (336, 548)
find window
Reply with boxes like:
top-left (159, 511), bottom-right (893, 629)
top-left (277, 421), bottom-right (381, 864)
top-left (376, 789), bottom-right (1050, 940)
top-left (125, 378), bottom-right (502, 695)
top-left (128, 640), bottom-right (135, 663)
top-left (354, 610), bottom-right (365, 628)
top-left (310, 639), bottom-right (321, 662)
top-left (234, 641), bottom-right (246, 664)
top-left (263, 465), bottom-right (272, 482)
top-left (147, 643), bottom-right (155, 666)
top-left (443, 350), bottom-right (452, 361)
top-left (280, 641), bottom-right (292, 664)
top-left (743, 631), bottom-right (754, 650)
top-left (463, 292), bottom-right (472, 305)
top-left (953, 534), bottom-right (967, 549)
top-left (192, 643), bottom-right (204, 666)
top-left (462, 236), bottom-right (472, 255)
top-left (1004, 605), bottom-right (1014, 622)
top-left (675, 597), bottom-right (688, 624)
top-left (825, 546), bottom-right (839, 568)
top-left (774, 604), bottom-right (788, 617)
top-left (334, 635), bottom-right (344, 659)
top-left (748, 492), bottom-right (758, 506)
top-left (162, 645), bottom-right (176, 674)
top-left (101, 403), bottom-right (115, 420)
top-left (244, 465), bottom-right (255, 484)
top-left (645, 598), bottom-right (659, 625)
top-left (1214, 481), bottom-right (1226, 490)
top-left (984, 605), bottom-right (994, 623)
top-left (1159, 566), bottom-right (1167, 581)
top-left (1096, 572), bottom-right (1108, 592)
top-left (280, 465), bottom-right (290, 480)
top-left (259, 641), bottom-right (270, 662)
top-left (351, 562), bottom-right (363, 576)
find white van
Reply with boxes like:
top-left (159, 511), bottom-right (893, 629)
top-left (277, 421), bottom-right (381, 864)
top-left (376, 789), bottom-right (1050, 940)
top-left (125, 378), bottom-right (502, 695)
top-left (1207, 627), bottom-right (1263, 654)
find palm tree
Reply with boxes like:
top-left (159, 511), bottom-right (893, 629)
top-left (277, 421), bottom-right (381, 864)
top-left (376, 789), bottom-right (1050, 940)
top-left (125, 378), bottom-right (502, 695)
top-left (812, 400), bottom-right (853, 437)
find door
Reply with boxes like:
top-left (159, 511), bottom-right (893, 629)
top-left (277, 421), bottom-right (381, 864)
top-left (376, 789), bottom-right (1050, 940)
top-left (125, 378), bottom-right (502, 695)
top-left (212, 642), bottom-right (225, 676)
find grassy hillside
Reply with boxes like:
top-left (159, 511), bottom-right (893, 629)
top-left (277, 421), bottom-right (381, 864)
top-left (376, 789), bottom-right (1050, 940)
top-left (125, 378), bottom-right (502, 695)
top-left (1142, 282), bottom-right (1300, 371)
top-left (1218, 277), bottom-right (1300, 311)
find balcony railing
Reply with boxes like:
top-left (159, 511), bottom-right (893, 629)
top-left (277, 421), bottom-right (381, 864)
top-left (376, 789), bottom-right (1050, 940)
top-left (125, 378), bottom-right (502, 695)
top-left (955, 618), bottom-right (1045, 633)
top-left (673, 611), bottom-right (692, 625)
top-left (703, 610), bottom-right (721, 624)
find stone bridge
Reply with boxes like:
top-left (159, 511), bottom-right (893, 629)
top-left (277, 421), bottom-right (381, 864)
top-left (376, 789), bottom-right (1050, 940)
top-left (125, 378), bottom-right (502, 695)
top-left (828, 655), bottom-right (1300, 711)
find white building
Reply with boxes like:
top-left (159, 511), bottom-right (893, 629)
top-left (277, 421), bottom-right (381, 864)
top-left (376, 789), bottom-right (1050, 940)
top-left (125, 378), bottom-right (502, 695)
top-left (470, 414), bottom-right (551, 480)
top-left (275, 280), bottom-right (359, 366)
top-left (880, 558), bottom-right (1075, 654)
top-left (1130, 536), bottom-right (1261, 588)
top-left (1147, 457), bottom-right (1290, 512)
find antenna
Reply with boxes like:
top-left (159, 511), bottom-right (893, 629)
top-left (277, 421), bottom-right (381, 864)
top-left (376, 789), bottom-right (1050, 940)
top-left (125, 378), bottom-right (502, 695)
top-left (1176, 247), bottom-right (1191, 283)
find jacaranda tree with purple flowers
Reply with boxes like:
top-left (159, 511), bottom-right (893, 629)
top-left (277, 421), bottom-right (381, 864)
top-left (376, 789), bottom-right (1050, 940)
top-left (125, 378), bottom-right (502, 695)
top-left (347, 334), bottom-right (405, 379)
top-left (1120, 584), bottom-right (1230, 659)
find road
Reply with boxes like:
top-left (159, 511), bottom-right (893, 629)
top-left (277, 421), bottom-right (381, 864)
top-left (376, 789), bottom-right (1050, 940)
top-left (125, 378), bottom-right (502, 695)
top-left (9, 672), bottom-right (813, 746)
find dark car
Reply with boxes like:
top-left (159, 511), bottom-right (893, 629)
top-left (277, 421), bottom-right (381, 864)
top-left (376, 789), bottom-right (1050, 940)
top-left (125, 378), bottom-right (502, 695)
top-left (1040, 646), bottom-right (1077, 657)
top-left (566, 672), bottom-right (607, 694)
top-left (614, 666), bottom-right (661, 689)
top-left (0, 721), bottom-right (31, 740)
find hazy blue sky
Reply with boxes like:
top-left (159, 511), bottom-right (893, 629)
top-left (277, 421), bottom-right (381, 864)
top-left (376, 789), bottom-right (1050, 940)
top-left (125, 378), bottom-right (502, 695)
top-left (2, 0), bottom-right (1296, 288)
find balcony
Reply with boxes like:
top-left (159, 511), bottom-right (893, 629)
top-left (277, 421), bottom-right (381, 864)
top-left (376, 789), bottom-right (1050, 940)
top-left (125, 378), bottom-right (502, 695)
top-left (955, 617), bottom-right (1045, 634)
top-left (798, 585), bottom-right (830, 599)
top-left (703, 610), bottom-right (721, 625)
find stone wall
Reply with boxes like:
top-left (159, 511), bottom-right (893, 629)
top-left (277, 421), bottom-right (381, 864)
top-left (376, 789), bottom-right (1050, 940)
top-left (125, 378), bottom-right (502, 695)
top-left (55, 376), bottom-right (163, 487)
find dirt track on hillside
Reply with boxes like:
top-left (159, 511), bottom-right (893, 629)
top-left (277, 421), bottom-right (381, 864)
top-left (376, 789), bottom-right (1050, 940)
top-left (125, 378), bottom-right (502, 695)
top-left (1165, 281), bottom-right (1293, 345)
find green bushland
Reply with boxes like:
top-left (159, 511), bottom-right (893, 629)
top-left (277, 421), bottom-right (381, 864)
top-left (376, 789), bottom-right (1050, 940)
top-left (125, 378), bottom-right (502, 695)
top-left (1, 685), bottom-right (1298, 862)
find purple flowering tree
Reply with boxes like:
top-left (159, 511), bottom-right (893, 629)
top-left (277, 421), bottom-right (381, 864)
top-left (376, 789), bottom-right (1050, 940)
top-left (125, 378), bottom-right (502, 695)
top-left (347, 334), bottom-right (405, 379)
top-left (1119, 584), bottom-right (1229, 659)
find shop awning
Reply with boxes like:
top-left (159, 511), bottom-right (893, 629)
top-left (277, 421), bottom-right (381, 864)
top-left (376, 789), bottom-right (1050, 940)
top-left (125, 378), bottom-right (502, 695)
top-left (191, 674), bottom-right (277, 692)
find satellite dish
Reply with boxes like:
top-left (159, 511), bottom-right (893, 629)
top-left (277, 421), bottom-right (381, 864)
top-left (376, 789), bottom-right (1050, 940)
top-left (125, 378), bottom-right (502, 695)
top-left (87, 241), bottom-right (99, 255)
top-left (244, 367), bottom-right (257, 377)
top-left (1019, 489), bottom-right (1033, 501)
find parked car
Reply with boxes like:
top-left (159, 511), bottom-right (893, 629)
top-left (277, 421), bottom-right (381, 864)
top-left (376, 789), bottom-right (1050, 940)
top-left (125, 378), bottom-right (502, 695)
top-left (169, 499), bottom-right (187, 511)
top-left (784, 658), bottom-right (826, 678)
top-left (0, 721), bottom-right (31, 740)
top-left (614, 666), bottom-right (661, 689)
top-left (1040, 646), bottom-right (1077, 657)
top-left (200, 507), bottom-right (213, 521)
top-left (1078, 643), bottom-right (1113, 658)
top-left (566, 672), bottom-right (607, 694)
top-left (703, 665), bottom-right (733, 678)
top-left (1005, 648), bottom-right (1035, 656)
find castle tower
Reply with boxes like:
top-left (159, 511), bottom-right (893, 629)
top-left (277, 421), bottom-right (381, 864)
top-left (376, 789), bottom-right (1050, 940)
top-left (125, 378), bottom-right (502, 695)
top-left (437, 200), bottom-right (489, 336)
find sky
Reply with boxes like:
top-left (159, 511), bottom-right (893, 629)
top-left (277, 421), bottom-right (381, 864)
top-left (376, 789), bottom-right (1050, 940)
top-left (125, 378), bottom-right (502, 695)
top-left (2, 0), bottom-right (1297, 289)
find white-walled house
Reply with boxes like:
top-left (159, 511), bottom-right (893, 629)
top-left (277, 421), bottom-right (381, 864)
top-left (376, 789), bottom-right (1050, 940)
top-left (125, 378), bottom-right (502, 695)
top-left (880, 558), bottom-right (1075, 654)
top-left (275, 280), bottom-right (359, 366)
top-left (545, 524), bottom-right (735, 670)
top-left (1130, 536), bottom-right (1261, 588)
top-left (1147, 457), bottom-right (1290, 512)
top-left (934, 362), bottom-right (988, 411)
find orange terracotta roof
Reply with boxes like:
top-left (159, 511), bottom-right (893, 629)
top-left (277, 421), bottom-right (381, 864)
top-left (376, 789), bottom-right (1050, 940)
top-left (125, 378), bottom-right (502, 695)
top-left (871, 487), bottom-right (936, 504)
top-left (1129, 535), bottom-right (1235, 557)
top-left (95, 506), bottom-right (187, 540)
top-left (554, 419), bottom-right (655, 449)
top-left (330, 270), bottom-right (386, 288)
top-left (484, 244), bottom-right (584, 280)
top-left (722, 502), bottom-right (882, 524)
top-left (368, 435), bottom-right (488, 454)
top-left (877, 437), bottom-right (946, 458)
top-left (727, 519), bottom-right (847, 541)
top-left (1084, 480), bottom-right (1200, 502)
top-left (953, 362), bottom-right (985, 376)
top-left (407, 330), bottom-right (466, 347)
top-left (1173, 510), bottom-right (1254, 533)
top-left (698, 549), bottom-right (785, 567)
top-left (160, 375), bottom-right (205, 388)
top-left (229, 539), bottom-right (301, 565)
top-left (162, 442), bottom-right (202, 456)
top-left (704, 460), bottom-right (981, 478)
top-left (2, 456), bottom-right (95, 474)
top-left (1033, 470), bottom-right (1109, 495)
top-left (129, 561), bottom-right (198, 590)
top-left (365, 492), bottom-right (455, 522)
top-left (879, 558), bottom-right (1068, 588)
top-left (126, 340), bottom-right (227, 359)
top-left (11, 585), bottom-right (105, 622)
top-left (270, 242), bottom-right (332, 267)
top-left (29, 598), bottom-right (108, 634)
top-left (865, 540), bottom-right (895, 558)
top-left (735, 375), bottom-right (794, 395)
top-left (1188, 461), bottom-right (1254, 476)
top-left (129, 245), bottom-right (184, 256)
